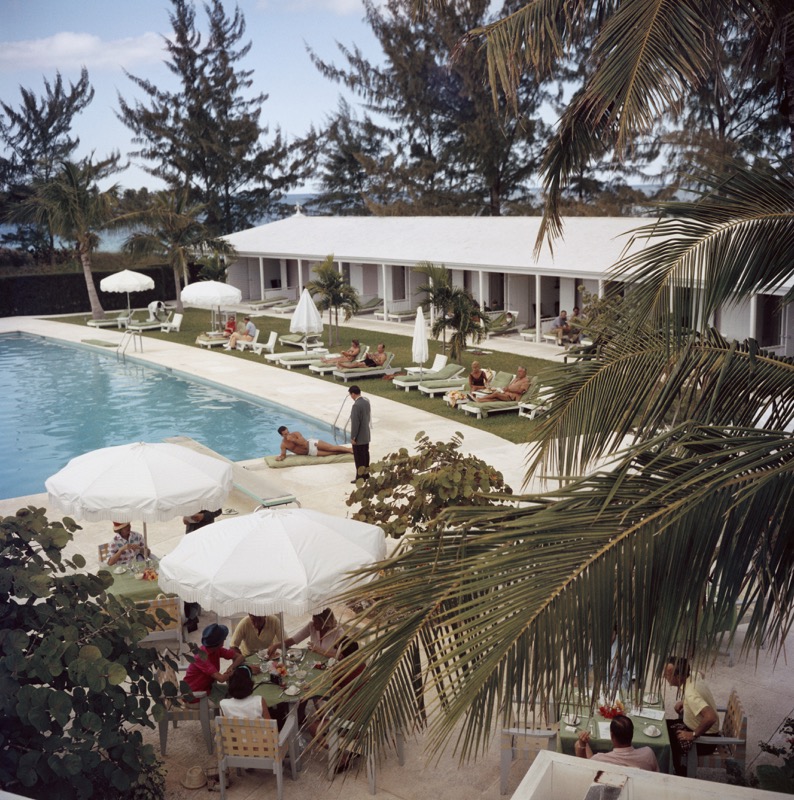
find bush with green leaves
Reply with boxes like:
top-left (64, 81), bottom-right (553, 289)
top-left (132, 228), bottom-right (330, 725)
top-left (0, 507), bottom-right (171, 800)
top-left (347, 431), bottom-right (513, 539)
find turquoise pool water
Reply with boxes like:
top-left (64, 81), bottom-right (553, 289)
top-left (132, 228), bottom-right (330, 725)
top-left (1, 334), bottom-right (332, 499)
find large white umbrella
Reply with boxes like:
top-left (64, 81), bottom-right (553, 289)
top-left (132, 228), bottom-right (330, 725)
top-left (45, 442), bottom-right (234, 550)
top-left (181, 280), bottom-right (242, 330)
top-left (158, 507), bottom-right (386, 616)
top-left (99, 269), bottom-right (155, 317)
top-left (412, 306), bottom-right (429, 377)
top-left (289, 288), bottom-right (324, 351)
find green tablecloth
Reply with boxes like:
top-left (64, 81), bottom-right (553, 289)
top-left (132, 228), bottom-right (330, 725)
top-left (248, 652), bottom-right (330, 708)
top-left (105, 569), bottom-right (166, 603)
top-left (557, 703), bottom-right (673, 774)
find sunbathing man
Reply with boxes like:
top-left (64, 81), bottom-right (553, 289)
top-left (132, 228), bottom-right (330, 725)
top-left (475, 366), bottom-right (530, 402)
top-left (321, 339), bottom-right (360, 365)
top-left (338, 342), bottom-right (386, 369)
top-left (275, 426), bottom-right (353, 461)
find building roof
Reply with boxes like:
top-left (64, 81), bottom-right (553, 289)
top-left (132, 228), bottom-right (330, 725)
top-left (224, 212), bottom-right (656, 278)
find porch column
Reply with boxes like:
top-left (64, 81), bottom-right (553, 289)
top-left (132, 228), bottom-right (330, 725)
top-left (279, 259), bottom-right (288, 294)
top-left (381, 263), bottom-right (389, 318)
top-left (749, 294), bottom-right (758, 340)
top-left (258, 256), bottom-right (265, 299)
top-left (297, 259), bottom-right (303, 294)
top-left (598, 280), bottom-right (605, 299)
top-left (478, 270), bottom-right (484, 309)
top-left (535, 273), bottom-right (542, 343)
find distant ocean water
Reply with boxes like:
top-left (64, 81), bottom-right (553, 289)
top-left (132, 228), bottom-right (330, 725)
top-left (0, 193), bottom-right (316, 254)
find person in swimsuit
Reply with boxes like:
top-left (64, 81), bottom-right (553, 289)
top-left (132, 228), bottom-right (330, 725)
top-left (274, 427), bottom-right (353, 461)
top-left (338, 342), bottom-right (386, 369)
top-left (321, 339), bottom-right (360, 365)
top-left (475, 366), bottom-right (530, 402)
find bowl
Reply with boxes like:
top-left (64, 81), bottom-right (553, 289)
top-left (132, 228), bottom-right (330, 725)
top-left (284, 685), bottom-right (300, 697)
top-left (643, 725), bottom-right (661, 738)
top-left (643, 692), bottom-right (659, 705)
top-left (562, 714), bottom-right (580, 725)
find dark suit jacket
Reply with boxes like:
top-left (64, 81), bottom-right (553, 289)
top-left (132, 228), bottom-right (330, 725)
top-left (350, 396), bottom-right (371, 445)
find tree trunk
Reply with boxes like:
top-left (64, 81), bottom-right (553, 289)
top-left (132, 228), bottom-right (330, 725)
top-left (172, 265), bottom-right (184, 314)
top-left (78, 241), bottom-right (105, 319)
top-left (783, 10), bottom-right (794, 155)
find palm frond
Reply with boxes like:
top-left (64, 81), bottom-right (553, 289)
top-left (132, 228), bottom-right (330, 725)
top-left (326, 423), bottom-right (793, 761)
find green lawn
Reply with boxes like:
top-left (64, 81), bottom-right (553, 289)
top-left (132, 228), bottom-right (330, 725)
top-left (57, 308), bottom-right (550, 444)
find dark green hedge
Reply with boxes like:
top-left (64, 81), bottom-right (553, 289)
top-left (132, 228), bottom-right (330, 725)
top-left (0, 265), bottom-right (196, 317)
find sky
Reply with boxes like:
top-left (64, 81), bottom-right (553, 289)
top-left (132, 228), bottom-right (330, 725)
top-left (1, 0), bottom-right (382, 192)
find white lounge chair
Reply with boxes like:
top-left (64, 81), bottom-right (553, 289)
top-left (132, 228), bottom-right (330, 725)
top-left (333, 352), bottom-right (396, 382)
top-left (160, 313), bottom-right (183, 333)
top-left (393, 363), bottom-right (464, 392)
top-left (417, 378), bottom-right (468, 398)
top-left (459, 386), bottom-right (534, 419)
top-left (235, 329), bottom-right (260, 352)
top-left (252, 330), bottom-right (278, 355)
top-left (128, 312), bottom-right (173, 332)
top-left (404, 353), bottom-right (447, 375)
top-left (278, 332), bottom-right (324, 349)
top-left (86, 311), bottom-right (130, 329)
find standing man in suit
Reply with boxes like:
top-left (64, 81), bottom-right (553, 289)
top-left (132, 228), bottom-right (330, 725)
top-left (348, 385), bottom-right (371, 483)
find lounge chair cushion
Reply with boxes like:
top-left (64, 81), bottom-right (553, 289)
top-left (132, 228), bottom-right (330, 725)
top-left (264, 454), bottom-right (354, 468)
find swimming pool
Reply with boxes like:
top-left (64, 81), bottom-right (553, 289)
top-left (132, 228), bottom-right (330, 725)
top-left (0, 334), bottom-right (333, 499)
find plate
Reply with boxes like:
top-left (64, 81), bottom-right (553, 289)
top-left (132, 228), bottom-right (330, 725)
top-left (327, 657), bottom-right (337, 667)
top-left (643, 693), bottom-right (659, 705)
top-left (284, 685), bottom-right (300, 697)
top-left (643, 725), bottom-right (661, 738)
top-left (113, 566), bottom-right (127, 574)
top-left (562, 714), bottom-right (580, 725)
top-left (287, 648), bottom-right (305, 662)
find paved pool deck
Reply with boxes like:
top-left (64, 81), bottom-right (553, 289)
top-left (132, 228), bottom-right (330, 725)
top-left (1, 314), bottom-right (790, 799)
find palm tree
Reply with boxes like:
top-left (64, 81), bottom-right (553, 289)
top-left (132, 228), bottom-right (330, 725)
top-left (415, 261), bottom-right (489, 358)
top-left (118, 190), bottom-right (236, 313)
top-left (305, 255), bottom-right (360, 346)
top-left (14, 156), bottom-right (120, 319)
top-left (319, 1), bottom-right (794, 763)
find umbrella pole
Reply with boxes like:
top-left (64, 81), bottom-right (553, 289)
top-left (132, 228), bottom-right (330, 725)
top-left (280, 611), bottom-right (287, 667)
top-left (143, 521), bottom-right (149, 560)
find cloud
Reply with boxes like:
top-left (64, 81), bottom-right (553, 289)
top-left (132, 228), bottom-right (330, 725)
top-left (0, 31), bottom-right (164, 73)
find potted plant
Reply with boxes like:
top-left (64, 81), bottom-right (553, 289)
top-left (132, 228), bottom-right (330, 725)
top-left (756, 718), bottom-right (794, 794)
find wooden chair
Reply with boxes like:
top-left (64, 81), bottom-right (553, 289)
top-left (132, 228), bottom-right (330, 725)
top-left (216, 716), bottom-right (298, 800)
top-left (156, 661), bottom-right (217, 756)
top-left (500, 699), bottom-right (557, 795)
top-left (326, 715), bottom-right (404, 795)
top-left (140, 595), bottom-right (184, 655)
top-left (686, 689), bottom-right (747, 778)
top-left (97, 542), bottom-right (109, 564)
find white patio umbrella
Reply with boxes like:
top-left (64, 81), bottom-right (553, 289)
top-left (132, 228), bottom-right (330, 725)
top-left (99, 269), bottom-right (155, 317)
top-left (45, 442), bottom-right (234, 551)
top-left (158, 507), bottom-right (386, 617)
top-left (412, 306), bottom-right (429, 377)
top-left (181, 280), bottom-right (242, 330)
top-left (289, 288), bottom-right (324, 351)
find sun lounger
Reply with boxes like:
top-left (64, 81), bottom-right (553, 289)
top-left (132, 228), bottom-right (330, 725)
top-left (332, 352), bottom-right (396, 382)
top-left (354, 296), bottom-right (383, 315)
top-left (235, 330), bottom-right (260, 352)
top-left (485, 311), bottom-right (520, 339)
top-left (264, 347), bottom-right (329, 364)
top-left (278, 333), bottom-right (324, 349)
top-left (416, 378), bottom-right (468, 398)
top-left (128, 312), bottom-right (173, 332)
top-left (163, 436), bottom-right (299, 509)
top-left (405, 353), bottom-right (447, 375)
top-left (272, 302), bottom-right (299, 315)
top-left (248, 295), bottom-right (289, 310)
top-left (278, 351), bottom-right (332, 370)
top-left (444, 371), bottom-right (514, 408)
top-left (86, 311), bottom-right (130, 329)
top-left (459, 386), bottom-right (535, 419)
top-left (196, 333), bottom-right (228, 348)
top-left (518, 381), bottom-right (554, 419)
top-left (392, 363), bottom-right (464, 392)
top-left (387, 310), bottom-right (418, 323)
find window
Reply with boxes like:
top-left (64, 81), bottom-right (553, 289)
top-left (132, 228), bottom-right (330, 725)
top-left (756, 294), bottom-right (782, 348)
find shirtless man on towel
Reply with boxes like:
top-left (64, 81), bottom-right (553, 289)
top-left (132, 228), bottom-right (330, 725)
top-left (275, 427), bottom-right (353, 461)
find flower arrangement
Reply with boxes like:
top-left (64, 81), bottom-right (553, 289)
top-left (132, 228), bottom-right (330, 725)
top-left (140, 568), bottom-right (158, 581)
top-left (268, 660), bottom-right (288, 685)
top-left (598, 699), bottom-right (625, 719)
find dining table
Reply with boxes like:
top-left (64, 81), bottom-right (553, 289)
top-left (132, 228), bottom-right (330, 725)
top-left (557, 693), bottom-right (673, 774)
top-left (105, 567), bottom-right (169, 603)
top-left (248, 649), bottom-right (331, 709)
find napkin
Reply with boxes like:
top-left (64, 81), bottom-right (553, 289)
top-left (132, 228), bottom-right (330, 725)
top-left (633, 708), bottom-right (665, 721)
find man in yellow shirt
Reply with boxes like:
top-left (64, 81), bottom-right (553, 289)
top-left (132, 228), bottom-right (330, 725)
top-left (664, 656), bottom-right (720, 775)
top-left (230, 614), bottom-right (284, 657)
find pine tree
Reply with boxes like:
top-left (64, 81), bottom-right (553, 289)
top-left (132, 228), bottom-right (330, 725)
top-left (0, 69), bottom-right (94, 261)
top-left (309, 0), bottom-right (551, 215)
top-left (117, 0), bottom-right (314, 236)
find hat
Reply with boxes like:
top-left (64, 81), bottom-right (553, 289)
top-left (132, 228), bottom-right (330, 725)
top-left (201, 622), bottom-right (228, 647)
top-left (180, 766), bottom-right (207, 789)
top-left (112, 521), bottom-right (129, 531)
